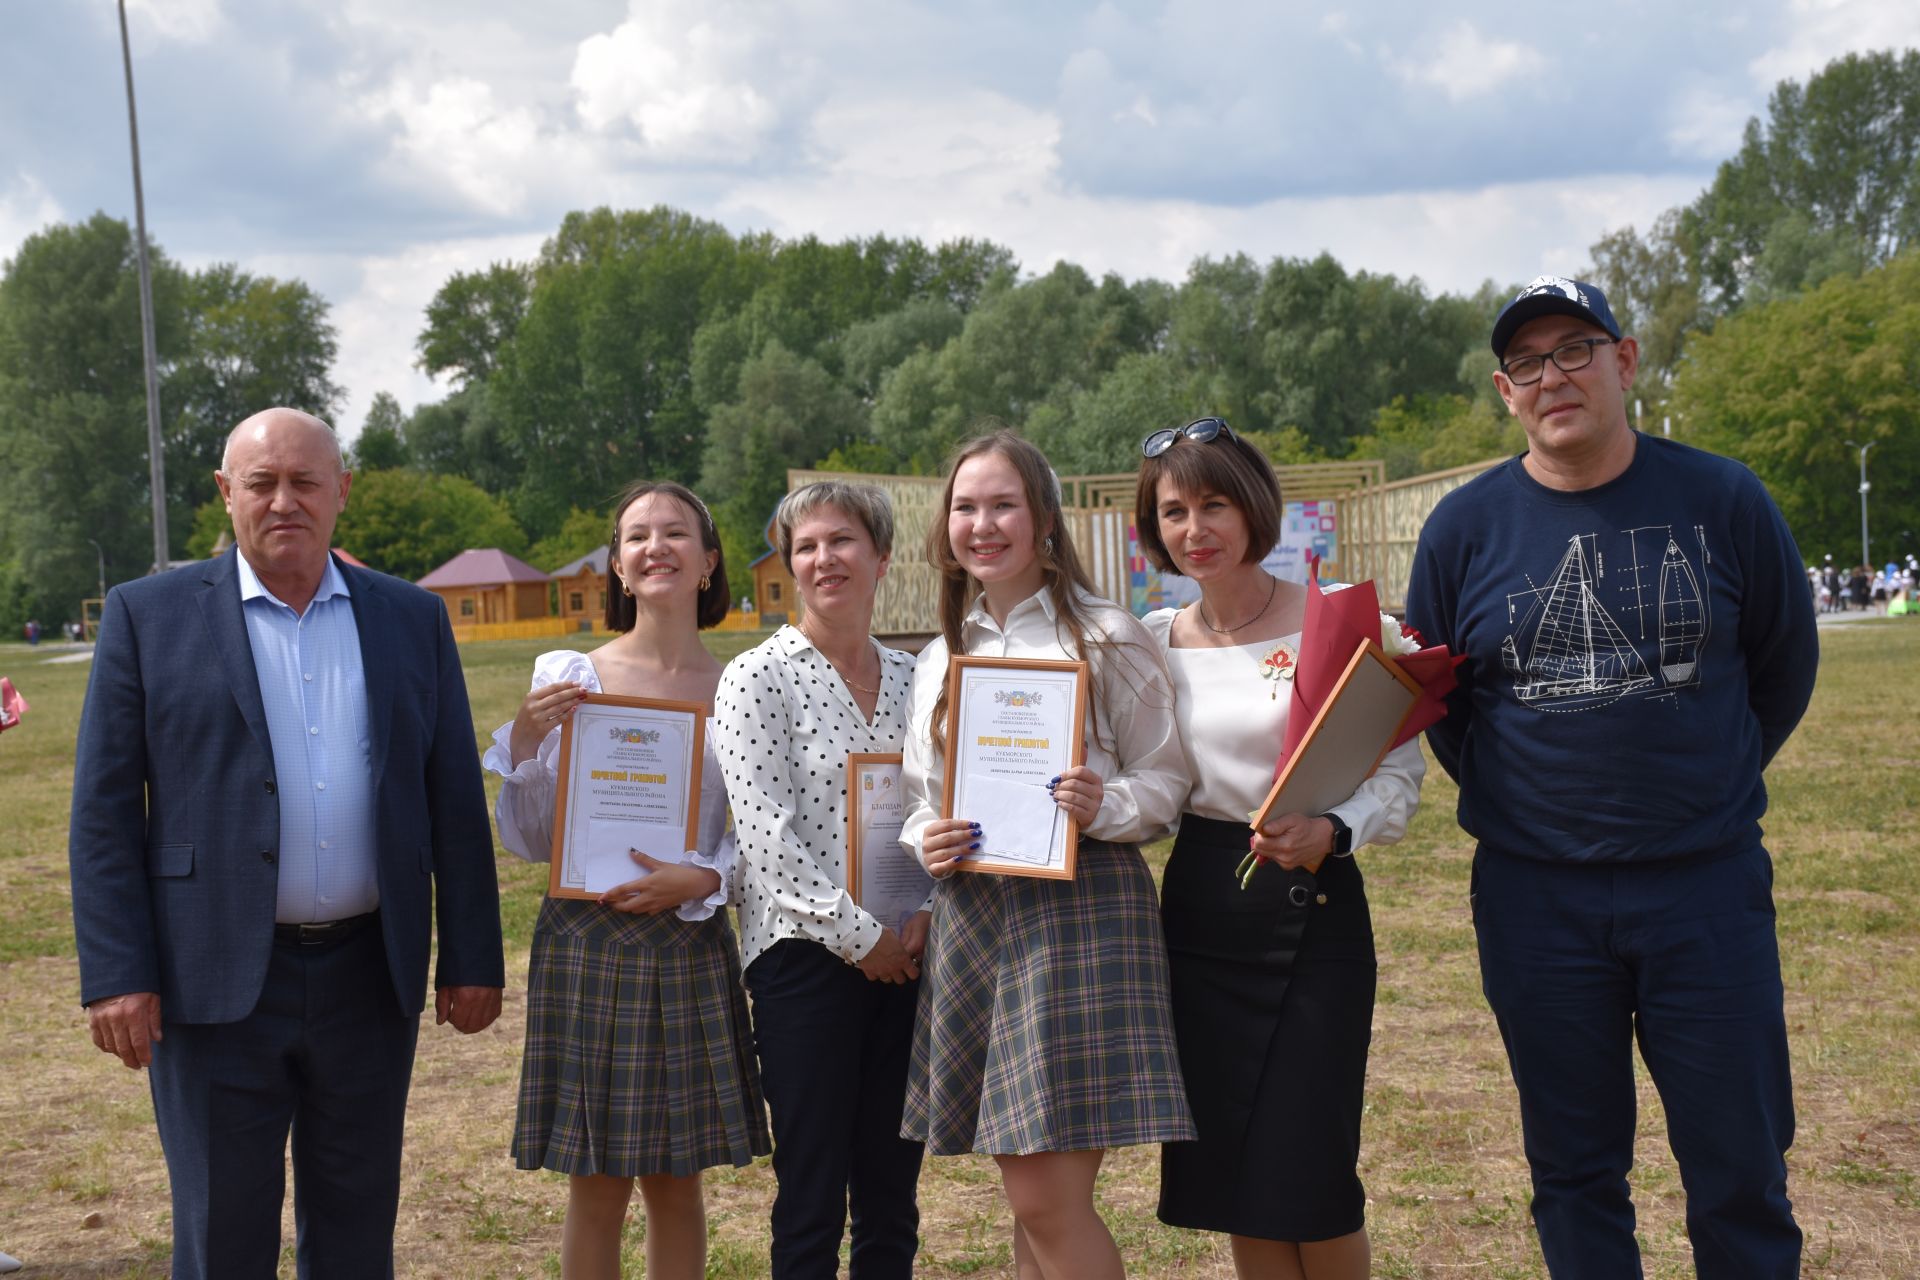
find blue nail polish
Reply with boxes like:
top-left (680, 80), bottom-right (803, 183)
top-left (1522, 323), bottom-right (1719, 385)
top-left (1049, 775), bottom-right (1061, 785)
top-left (968, 841), bottom-right (980, 851)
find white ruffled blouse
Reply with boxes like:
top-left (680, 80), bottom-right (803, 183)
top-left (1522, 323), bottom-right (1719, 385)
top-left (482, 649), bottom-right (734, 923)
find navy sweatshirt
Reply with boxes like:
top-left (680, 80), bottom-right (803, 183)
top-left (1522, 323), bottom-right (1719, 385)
top-left (1404, 434), bottom-right (1818, 864)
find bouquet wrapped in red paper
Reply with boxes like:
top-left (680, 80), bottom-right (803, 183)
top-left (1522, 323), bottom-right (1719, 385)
top-left (1236, 559), bottom-right (1461, 886)
top-left (0, 676), bottom-right (27, 732)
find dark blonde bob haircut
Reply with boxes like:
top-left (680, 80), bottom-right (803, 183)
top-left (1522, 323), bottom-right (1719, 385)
top-left (1133, 425), bottom-right (1282, 574)
top-left (603, 480), bottom-right (731, 631)
top-left (774, 480), bottom-right (896, 572)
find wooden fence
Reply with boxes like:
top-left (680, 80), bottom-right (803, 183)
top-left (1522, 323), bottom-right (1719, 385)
top-left (789, 455), bottom-right (1496, 633)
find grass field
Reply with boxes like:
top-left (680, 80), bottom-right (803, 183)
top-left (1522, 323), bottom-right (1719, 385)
top-left (2, 623), bottom-right (1916, 1277)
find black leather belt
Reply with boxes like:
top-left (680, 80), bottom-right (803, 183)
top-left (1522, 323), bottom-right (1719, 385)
top-left (274, 911), bottom-right (378, 946)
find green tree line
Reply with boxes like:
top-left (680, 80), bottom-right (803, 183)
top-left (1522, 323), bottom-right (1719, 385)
top-left (4, 49), bottom-right (1918, 628)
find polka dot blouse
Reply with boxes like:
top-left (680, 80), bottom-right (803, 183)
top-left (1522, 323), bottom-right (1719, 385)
top-left (715, 625), bottom-right (920, 970)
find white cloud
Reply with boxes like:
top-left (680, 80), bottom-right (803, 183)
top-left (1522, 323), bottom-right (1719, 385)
top-left (570, 0), bottom-right (817, 162)
top-left (0, 174), bottom-right (63, 264)
top-left (1319, 12), bottom-right (1363, 57)
top-left (1665, 85), bottom-right (1754, 161)
top-left (1749, 0), bottom-right (1920, 87)
top-left (123, 0), bottom-right (225, 44)
top-left (1388, 21), bottom-right (1538, 104)
top-left (722, 87), bottom-right (1701, 296)
top-left (364, 74), bottom-right (551, 217)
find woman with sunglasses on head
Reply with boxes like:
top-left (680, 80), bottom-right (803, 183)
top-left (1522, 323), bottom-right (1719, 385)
top-left (902, 426), bottom-right (1194, 1280)
top-left (1135, 418), bottom-right (1424, 1280)
top-left (713, 481), bottom-right (927, 1279)
top-left (484, 481), bottom-right (769, 1280)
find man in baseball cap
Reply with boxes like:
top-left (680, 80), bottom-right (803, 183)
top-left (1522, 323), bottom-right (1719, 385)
top-left (1406, 275), bottom-right (1816, 1278)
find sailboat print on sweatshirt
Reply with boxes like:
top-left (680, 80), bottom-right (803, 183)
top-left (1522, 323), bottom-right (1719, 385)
top-left (1501, 527), bottom-right (1712, 712)
top-left (1657, 536), bottom-right (1707, 684)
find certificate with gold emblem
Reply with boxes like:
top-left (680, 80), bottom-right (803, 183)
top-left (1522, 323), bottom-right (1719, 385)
top-left (846, 752), bottom-right (931, 931)
top-left (940, 655), bottom-right (1088, 880)
top-left (549, 693), bottom-right (705, 899)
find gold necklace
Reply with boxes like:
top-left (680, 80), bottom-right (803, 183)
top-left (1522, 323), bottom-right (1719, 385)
top-left (1198, 573), bottom-right (1278, 634)
top-left (798, 621), bottom-right (882, 694)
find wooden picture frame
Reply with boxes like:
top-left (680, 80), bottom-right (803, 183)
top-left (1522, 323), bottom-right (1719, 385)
top-left (548, 692), bottom-right (706, 900)
top-left (940, 655), bottom-right (1089, 880)
top-left (846, 751), bottom-right (931, 932)
top-left (1250, 640), bottom-right (1423, 832)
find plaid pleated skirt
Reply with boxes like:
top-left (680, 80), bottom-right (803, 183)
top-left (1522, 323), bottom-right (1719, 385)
top-left (513, 897), bottom-right (771, 1178)
top-left (902, 840), bottom-right (1197, 1156)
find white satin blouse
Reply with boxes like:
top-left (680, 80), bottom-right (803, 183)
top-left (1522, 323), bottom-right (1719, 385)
top-left (1142, 608), bottom-right (1424, 848)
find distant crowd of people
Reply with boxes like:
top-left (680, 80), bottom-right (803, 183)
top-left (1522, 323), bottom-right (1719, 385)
top-left (1809, 555), bottom-right (1920, 615)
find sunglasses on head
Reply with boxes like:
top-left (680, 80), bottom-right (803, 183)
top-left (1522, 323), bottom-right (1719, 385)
top-left (1141, 417), bottom-right (1236, 458)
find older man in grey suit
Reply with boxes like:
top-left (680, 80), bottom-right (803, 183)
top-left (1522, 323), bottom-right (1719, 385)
top-left (70, 408), bottom-right (505, 1279)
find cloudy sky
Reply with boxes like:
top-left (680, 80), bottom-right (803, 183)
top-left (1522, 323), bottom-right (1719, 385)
top-left (4, 0), bottom-right (1918, 438)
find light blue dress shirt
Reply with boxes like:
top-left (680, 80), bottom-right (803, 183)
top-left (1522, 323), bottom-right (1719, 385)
top-left (237, 553), bottom-right (379, 923)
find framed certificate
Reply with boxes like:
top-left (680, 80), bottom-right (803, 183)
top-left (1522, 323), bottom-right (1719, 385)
top-left (940, 655), bottom-right (1089, 880)
top-left (846, 752), bottom-right (932, 932)
top-left (548, 693), bottom-right (705, 899)
top-left (1250, 640), bottom-right (1422, 832)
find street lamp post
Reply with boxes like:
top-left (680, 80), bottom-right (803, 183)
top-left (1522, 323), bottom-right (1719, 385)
top-left (85, 538), bottom-right (108, 604)
top-left (117, 0), bottom-right (169, 576)
top-left (84, 537), bottom-right (108, 641)
top-left (1845, 439), bottom-right (1876, 570)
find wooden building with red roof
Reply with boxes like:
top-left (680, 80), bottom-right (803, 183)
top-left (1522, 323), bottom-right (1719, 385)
top-left (417, 548), bottom-right (550, 625)
top-left (550, 546), bottom-right (610, 625)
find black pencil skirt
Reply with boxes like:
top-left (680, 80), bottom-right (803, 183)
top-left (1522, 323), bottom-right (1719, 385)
top-left (1156, 813), bottom-right (1377, 1242)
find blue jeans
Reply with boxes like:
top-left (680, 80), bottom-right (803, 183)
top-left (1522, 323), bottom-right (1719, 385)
top-left (1472, 845), bottom-right (1800, 1279)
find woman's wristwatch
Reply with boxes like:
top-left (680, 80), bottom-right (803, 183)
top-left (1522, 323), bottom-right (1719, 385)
top-left (1322, 812), bottom-right (1353, 858)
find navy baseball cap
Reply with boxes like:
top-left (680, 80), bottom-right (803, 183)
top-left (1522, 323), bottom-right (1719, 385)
top-left (1491, 276), bottom-right (1622, 358)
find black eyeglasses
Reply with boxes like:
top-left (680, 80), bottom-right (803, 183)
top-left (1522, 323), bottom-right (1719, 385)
top-left (1500, 337), bottom-right (1617, 386)
top-left (1142, 417), bottom-right (1237, 458)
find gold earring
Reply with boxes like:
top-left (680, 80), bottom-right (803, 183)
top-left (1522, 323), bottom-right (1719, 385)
top-left (620, 579), bottom-right (633, 597)
top-left (699, 574), bottom-right (711, 591)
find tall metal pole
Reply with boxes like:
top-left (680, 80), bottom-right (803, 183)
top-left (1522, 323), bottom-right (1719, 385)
top-left (1846, 439), bottom-right (1876, 569)
top-left (86, 538), bottom-right (108, 604)
top-left (118, 0), bottom-right (169, 575)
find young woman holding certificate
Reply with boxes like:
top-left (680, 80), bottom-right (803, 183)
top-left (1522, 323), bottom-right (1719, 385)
top-left (483, 481), bottom-right (768, 1280)
top-left (713, 481), bottom-right (928, 1279)
top-left (1135, 419), bottom-right (1424, 1280)
top-left (902, 427), bottom-right (1194, 1280)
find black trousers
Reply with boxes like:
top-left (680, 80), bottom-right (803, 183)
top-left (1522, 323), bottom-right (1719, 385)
top-left (744, 938), bottom-right (923, 1280)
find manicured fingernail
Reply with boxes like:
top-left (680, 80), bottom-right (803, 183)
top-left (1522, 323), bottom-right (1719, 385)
top-left (1049, 775), bottom-right (1061, 785)
top-left (968, 841), bottom-right (980, 851)
top-left (969, 823), bottom-right (982, 832)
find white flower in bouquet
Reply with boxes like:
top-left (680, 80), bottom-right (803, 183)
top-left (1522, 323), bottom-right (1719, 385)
top-left (1381, 613), bottom-right (1422, 657)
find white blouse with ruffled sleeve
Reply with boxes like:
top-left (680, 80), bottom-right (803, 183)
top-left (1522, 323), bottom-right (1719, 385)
top-left (481, 649), bottom-right (734, 923)
top-left (1140, 605), bottom-right (1424, 848)
top-left (901, 587), bottom-right (1190, 862)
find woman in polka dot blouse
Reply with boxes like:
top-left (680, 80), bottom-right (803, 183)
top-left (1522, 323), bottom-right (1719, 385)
top-left (900, 428), bottom-right (1195, 1280)
top-left (484, 481), bottom-right (768, 1280)
top-left (714, 480), bottom-right (928, 1279)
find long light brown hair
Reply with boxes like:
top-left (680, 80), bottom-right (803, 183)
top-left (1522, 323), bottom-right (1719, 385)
top-left (926, 426), bottom-right (1115, 744)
